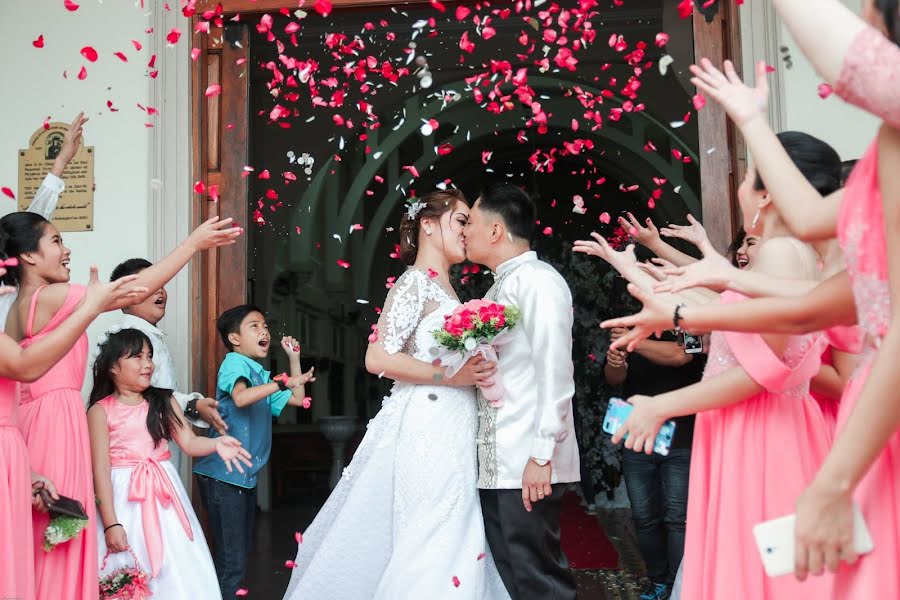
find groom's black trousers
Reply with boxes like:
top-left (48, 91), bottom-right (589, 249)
top-left (479, 485), bottom-right (577, 600)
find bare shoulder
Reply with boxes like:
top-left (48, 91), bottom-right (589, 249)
top-left (754, 237), bottom-right (819, 280)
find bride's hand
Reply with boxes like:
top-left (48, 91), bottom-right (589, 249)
top-left (447, 356), bottom-right (496, 387)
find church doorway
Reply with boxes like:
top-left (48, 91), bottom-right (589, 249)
top-left (190, 0), bottom-right (742, 593)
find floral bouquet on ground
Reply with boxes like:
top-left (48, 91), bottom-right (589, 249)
top-left (99, 548), bottom-right (152, 599)
top-left (43, 514), bottom-right (89, 552)
top-left (433, 299), bottom-right (521, 407)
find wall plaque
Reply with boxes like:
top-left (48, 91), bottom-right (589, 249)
top-left (18, 122), bottom-right (94, 231)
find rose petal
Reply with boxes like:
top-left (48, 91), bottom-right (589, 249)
top-left (1, 187), bottom-right (15, 200)
top-left (77, 65), bottom-right (87, 80)
top-left (166, 27), bottom-right (182, 45)
top-left (817, 83), bottom-right (834, 99)
top-left (113, 51), bottom-right (128, 62)
top-left (132, 39), bottom-right (143, 51)
top-left (33, 35), bottom-right (45, 48)
top-left (452, 576), bottom-right (461, 588)
top-left (295, 531), bottom-right (303, 544)
top-left (312, 0), bottom-right (332, 16)
top-left (205, 84), bottom-right (222, 97)
top-left (599, 212), bottom-right (611, 224)
top-left (337, 259), bottom-right (350, 269)
top-left (692, 93), bottom-right (706, 110)
top-left (235, 590), bottom-right (248, 597)
top-left (80, 46), bottom-right (98, 62)
top-left (64, 0), bottom-right (79, 11)
top-left (542, 226), bottom-right (553, 236)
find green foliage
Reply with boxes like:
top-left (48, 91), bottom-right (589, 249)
top-left (43, 515), bottom-right (89, 551)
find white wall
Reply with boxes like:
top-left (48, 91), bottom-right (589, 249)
top-left (0, 0), bottom-right (152, 390)
top-left (740, 0), bottom-right (880, 161)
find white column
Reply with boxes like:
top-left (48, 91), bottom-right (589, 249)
top-left (148, 7), bottom-right (193, 484)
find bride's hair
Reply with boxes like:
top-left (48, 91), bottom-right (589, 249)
top-left (398, 189), bottom-right (466, 265)
top-left (876, 0), bottom-right (899, 45)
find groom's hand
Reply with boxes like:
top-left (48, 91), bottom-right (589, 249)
top-left (521, 460), bottom-right (553, 512)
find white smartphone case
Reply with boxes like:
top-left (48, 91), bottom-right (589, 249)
top-left (752, 504), bottom-right (874, 577)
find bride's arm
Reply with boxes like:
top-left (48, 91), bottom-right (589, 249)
top-left (364, 271), bottom-right (494, 387)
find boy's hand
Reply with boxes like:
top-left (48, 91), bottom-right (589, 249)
top-left (196, 398), bottom-right (228, 435)
top-left (215, 436), bottom-right (254, 473)
top-left (296, 366), bottom-right (316, 386)
top-left (52, 111), bottom-right (88, 177)
top-left (281, 336), bottom-right (301, 357)
top-left (184, 216), bottom-right (242, 252)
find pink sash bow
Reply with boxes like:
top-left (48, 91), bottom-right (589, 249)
top-left (115, 452), bottom-right (193, 577)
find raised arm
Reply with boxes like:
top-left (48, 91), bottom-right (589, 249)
top-left (618, 213), bottom-right (698, 268)
top-left (28, 112), bottom-right (88, 219)
top-left (0, 267), bottom-right (145, 381)
top-left (690, 59), bottom-right (842, 241)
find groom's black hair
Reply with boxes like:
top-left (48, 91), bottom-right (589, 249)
top-left (476, 183), bottom-right (536, 242)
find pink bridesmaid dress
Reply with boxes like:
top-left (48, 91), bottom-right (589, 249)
top-left (18, 284), bottom-right (98, 600)
top-left (827, 27), bottom-right (900, 598)
top-left (1, 376), bottom-right (35, 600)
top-left (681, 291), bottom-right (834, 599)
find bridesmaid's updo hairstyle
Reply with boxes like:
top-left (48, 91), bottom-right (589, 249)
top-left (753, 131), bottom-right (841, 198)
top-left (0, 212), bottom-right (52, 286)
top-left (398, 189), bottom-right (467, 266)
top-left (89, 328), bottom-right (181, 448)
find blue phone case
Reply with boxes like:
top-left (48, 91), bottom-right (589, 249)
top-left (602, 398), bottom-right (677, 456)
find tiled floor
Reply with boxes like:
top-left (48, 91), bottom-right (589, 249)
top-left (241, 491), bottom-right (650, 599)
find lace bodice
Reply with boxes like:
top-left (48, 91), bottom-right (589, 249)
top-left (704, 294), bottom-right (824, 399)
top-left (378, 269), bottom-right (459, 362)
top-left (836, 27), bottom-right (900, 130)
top-left (839, 142), bottom-right (890, 351)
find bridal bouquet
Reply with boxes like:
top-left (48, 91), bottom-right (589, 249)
top-left (433, 300), bottom-right (520, 407)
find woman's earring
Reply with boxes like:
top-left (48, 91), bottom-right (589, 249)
top-left (425, 230), bottom-right (432, 236)
top-left (751, 209), bottom-right (761, 229)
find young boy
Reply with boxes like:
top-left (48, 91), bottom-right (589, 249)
top-left (194, 304), bottom-right (314, 599)
top-left (105, 259), bottom-right (226, 435)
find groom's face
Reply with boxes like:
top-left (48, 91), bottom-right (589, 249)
top-left (464, 198), bottom-right (493, 265)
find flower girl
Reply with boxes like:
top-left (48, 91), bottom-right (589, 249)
top-left (88, 328), bottom-right (252, 598)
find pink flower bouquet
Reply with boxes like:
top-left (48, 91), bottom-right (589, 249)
top-left (433, 299), bottom-right (520, 407)
top-left (99, 549), bottom-right (152, 599)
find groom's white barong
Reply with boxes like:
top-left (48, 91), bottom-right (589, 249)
top-left (477, 251), bottom-right (580, 489)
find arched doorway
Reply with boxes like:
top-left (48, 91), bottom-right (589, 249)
top-left (190, 0), bottom-right (743, 593)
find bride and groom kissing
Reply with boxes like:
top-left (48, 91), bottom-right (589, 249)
top-left (283, 183), bottom-right (581, 600)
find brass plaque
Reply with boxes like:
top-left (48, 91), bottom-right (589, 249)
top-left (18, 123), bottom-right (94, 232)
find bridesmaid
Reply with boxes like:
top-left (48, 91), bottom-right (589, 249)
top-left (0, 264), bottom-right (145, 600)
top-left (0, 212), bottom-right (240, 600)
top-left (584, 132), bottom-right (843, 599)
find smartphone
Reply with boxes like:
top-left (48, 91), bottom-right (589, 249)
top-left (752, 504), bottom-right (874, 577)
top-left (602, 398), bottom-right (677, 456)
top-left (683, 332), bottom-right (704, 354)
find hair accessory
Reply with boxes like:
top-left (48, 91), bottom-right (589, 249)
top-left (0, 258), bottom-right (18, 268)
top-left (406, 199), bottom-right (426, 221)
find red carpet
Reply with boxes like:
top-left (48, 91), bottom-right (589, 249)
top-left (560, 491), bottom-right (619, 569)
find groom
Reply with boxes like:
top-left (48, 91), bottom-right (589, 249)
top-left (464, 183), bottom-right (580, 600)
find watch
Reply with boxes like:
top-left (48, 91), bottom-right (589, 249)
top-left (530, 457), bottom-right (550, 467)
top-left (184, 398), bottom-right (200, 420)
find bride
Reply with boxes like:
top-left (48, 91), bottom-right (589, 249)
top-left (283, 189), bottom-right (511, 599)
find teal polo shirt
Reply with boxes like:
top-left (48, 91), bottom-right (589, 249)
top-left (193, 352), bottom-right (291, 488)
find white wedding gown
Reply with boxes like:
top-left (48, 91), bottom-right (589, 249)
top-left (283, 269), bottom-right (511, 600)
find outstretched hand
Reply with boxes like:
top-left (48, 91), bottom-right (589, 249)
top-left (690, 59), bottom-right (770, 128)
top-left (52, 112), bottom-right (89, 177)
top-left (572, 233), bottom-right (638, 273)
top-left (653, 250), bottom-right (736, 294)
top-left (618, 212), bottom-right (660, 248)
top-left (185, 216), bottom-right (243, 252)
top-left (216, 436), bottom-right (254, 473)
top-left (600, 284), bottom-right (679, 352)
top-left (83, 266), bottom-right (149, 315)
top-left (659, 214), bottom-right (714, 254)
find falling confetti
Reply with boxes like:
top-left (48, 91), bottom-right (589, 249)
top-left (1, 187), bottom-right (15, 200)
top-left (33, 35), bottom-right (44, 48)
